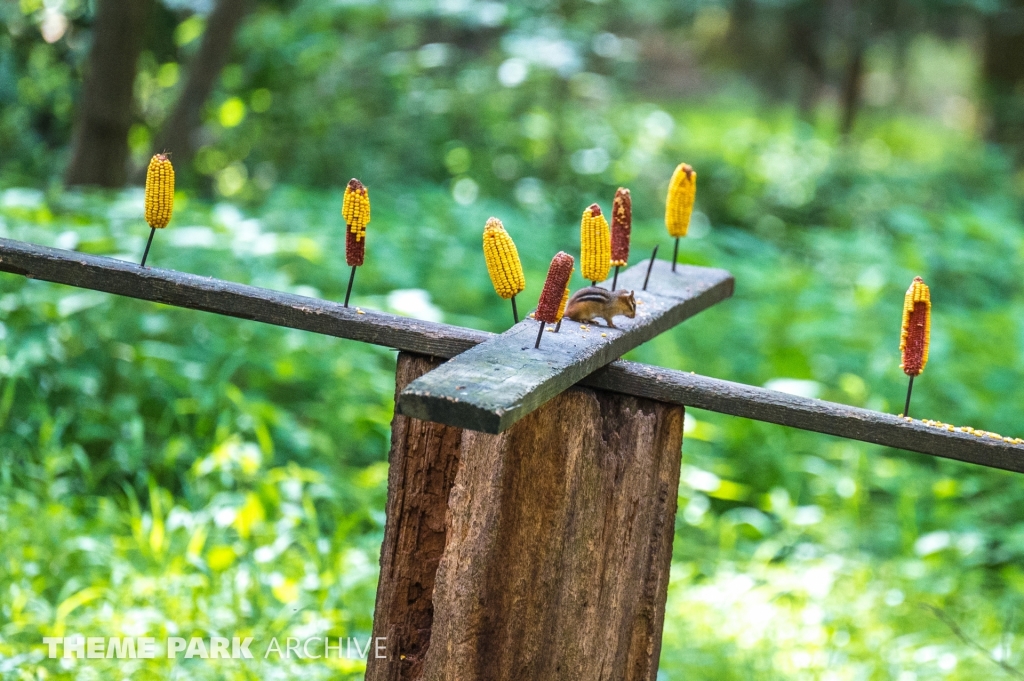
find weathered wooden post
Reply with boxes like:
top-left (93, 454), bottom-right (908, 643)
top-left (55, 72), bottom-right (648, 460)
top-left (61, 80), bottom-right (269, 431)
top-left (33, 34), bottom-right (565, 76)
top-left (366, 261), bottom-right (734, 681)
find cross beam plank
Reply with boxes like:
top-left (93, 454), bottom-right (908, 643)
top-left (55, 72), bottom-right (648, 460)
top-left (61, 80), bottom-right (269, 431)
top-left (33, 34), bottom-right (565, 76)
top-left (396, 260), bottom-right (734, 433)
top-left (590, 362), bottom-right (1024, 474)
top-left (0, 238), bottom-right (1020, 471)
top-left (0, 238), bottom-right (490, 357)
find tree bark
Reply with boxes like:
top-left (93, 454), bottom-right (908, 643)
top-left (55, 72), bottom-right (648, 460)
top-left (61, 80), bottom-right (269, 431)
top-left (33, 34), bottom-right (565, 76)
top-left (65, 0), bottom-right (151, 187)
top-left (366, 354), bottom-right (464, 681)
top-left (146, 0), bottom-right (251, 175)
top-left (368, 352), bottom-right (684, 681)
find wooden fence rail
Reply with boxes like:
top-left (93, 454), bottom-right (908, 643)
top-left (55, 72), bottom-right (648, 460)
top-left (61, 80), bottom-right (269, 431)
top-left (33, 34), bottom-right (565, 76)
top-left (1, 237), bottom-right (1021, 473)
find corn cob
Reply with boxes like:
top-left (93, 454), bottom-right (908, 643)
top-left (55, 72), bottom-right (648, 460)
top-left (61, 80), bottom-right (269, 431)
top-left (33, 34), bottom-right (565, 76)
top-left (580, 203), bottom-right (610, 284)
top-left (900, 276), bottom-right (931, 377)
top-left (556, 279), bottom-right (572, 320)
top-left (483, 217), bottom-right (526, 300)
top-left (665, 163), bottom-right (695, 238)
top-left (144, 154), bottom-right (175, 229)
top-left (536, 252), bottom-right (575, 324)
top-left (343, 179), bottom-right (370, 267)
top-left (611, 188), bottom-right (631, 267)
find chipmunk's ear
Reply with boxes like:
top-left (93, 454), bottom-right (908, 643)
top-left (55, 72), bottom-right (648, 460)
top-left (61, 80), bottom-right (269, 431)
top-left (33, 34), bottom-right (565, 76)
top-left (629, 290), bottom-right (635, 299)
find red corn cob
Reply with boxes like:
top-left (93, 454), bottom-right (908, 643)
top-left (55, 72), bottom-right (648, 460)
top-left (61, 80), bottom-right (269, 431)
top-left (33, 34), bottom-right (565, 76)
top-left (900, 277), bottom-right (931, 377)
top-left (343, 178), bottom-right (370, 267)
top-left (536, 252), bottom-right (575, 324)
top-left (611, 187), bottom-right (631, 267)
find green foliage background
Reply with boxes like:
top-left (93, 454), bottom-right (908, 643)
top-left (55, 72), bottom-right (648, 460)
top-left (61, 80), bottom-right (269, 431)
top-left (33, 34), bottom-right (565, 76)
top-left (2, 1), bottom-right (1024, 679)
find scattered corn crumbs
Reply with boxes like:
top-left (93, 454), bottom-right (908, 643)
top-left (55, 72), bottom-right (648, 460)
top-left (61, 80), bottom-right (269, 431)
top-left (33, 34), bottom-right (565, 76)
top-left (911, 418), bottom-right (1023, 445)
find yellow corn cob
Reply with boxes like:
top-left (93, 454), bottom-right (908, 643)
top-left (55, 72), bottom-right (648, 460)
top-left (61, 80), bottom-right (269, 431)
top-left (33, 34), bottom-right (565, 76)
top-left (342, 178), bottom-right (371, 238)
top-left (900, 276), bottom-right (931, 377)
top-left (580, 203), bottom-right (610, 283)
top-left (665, 163), bottom-right (696, 238)
top-left (144, 154), bottom-right (175, 229)
top-left (483, 217), bottom-right (526, 299)
top-left (556, 274), bottom-right (573, 321)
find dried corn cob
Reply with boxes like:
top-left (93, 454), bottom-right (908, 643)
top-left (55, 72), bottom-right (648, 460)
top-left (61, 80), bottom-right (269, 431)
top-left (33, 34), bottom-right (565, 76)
top-left (665, 163), bottom-right (695, 238)
top-left (556, 280), bottom-right (572, 320)
top-left (580, 203), bottom-right (610, 285)
top-left (343, 179), bottom-right (370, 268)
top-left (611, 188), bottom-right (631, 267)
top-left (553, 270), bottom-right (573, 333)
top-left (145, 154), bottom-right (174, 229)
top-left (899, 276), bottom-right (931, 417)
top-left (666, 163), bottom-right (696, 272)
top-left (610, 187), bottom-right (631, 289)
top-left (483, 217), bottom-right (526, 299)
top-left (342, 178), bottom-right (370, 307)
top-left (140, 153), bottom-right (175, 267)
top-left (534, 251), bottom-right (575, 348)
top-left (900, 276), bottom-right (931, 377)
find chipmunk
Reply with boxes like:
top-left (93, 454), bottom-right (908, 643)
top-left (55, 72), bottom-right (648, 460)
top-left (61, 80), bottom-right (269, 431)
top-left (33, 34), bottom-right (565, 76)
top-left (564, 287), bottom-right (636, 328)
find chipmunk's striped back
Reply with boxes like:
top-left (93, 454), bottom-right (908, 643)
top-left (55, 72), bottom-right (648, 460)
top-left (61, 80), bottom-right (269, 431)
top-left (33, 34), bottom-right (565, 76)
top-left (568, 288), bottom-right (612, 305)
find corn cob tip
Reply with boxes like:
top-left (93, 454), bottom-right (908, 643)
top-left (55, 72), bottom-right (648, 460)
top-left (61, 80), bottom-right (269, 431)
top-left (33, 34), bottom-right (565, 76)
top-left (483, 216), bottom-right (525, 300)
top-left (586, 203), bottom-right (602, 216)
top-left (347, 178), bottom-right (366, 193)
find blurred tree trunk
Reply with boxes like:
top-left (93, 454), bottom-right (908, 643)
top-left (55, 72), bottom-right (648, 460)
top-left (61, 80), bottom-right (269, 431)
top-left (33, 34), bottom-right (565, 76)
top-left (837, 0), bottom-right (866, 136)
top-left (786, 6), bottom-right (827, 116)
top-left (146, 0), bottom-right (251, 177)
top-left (982, 0), bottom-right (1024, 159)
top-left (839, 40), bottom-right (865, 135)
top-left (65, 0), bottom-right (151, 187)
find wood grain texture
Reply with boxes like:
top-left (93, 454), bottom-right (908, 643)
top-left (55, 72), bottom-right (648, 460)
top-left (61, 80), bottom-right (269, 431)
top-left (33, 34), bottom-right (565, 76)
top-left (396, 259), bottom-right (734, 433)
top-left (421, 371), bottom-right (684, 681)
top-left (589, 361), bottom-right (1024, 473)
top-left (0, 238), bottom-right (489, 357)
top-left (1, 238), bottom-right (1021, 471)
top-left (366, 355), bottom-right (463, 681)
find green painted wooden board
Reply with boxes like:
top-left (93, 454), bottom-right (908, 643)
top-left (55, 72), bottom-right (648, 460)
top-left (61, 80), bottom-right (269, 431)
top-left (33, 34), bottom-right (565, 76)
top-left (396, 259), bottom-right (735, 433)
